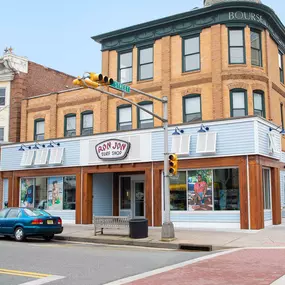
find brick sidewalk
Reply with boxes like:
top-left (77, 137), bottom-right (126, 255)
top-left (123, 249), bottom-right (285, 285)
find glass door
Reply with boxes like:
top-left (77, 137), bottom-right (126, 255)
top-left (133, 182), bottom-right (145, 218)
top-left (120, 177), bottom-right (132, 217)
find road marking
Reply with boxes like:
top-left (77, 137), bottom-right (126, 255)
top-left (271, 274), bottom-right (285, 285)
top-left (0, 268), bottom-right (50, 278)
top-left (104, 248), bottom-right (243, 285)
top-left (18, 275), bottom-right (65, 285)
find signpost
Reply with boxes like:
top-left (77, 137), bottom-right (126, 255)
top-left (110, 80), bottom-right (131, 93)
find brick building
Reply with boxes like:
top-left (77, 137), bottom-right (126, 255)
top-left (1, 0), bottom-right (285, 230)
top-left (0, 50), bottom-right (75, 208)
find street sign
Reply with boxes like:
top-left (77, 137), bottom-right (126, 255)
top-left (110, 80), bottom-right (130, 93)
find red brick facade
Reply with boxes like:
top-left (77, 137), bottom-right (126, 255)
top-left (9, 61), bottom-right (75, 142)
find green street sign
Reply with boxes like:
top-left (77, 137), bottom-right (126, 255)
top-left (110, 80), bottom-right (130, 93)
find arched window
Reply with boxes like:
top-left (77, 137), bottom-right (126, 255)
top-left (230, 89), bottom-right (248, 117)
top-left (183, 94), bottom-right (202, 122)
top-left (253, 91), bottom-right (265, 118)
top-left (34, 118), bottom-right (45, 141)
top-left (138, 101), bottom-right (153, 129)
top-left (64, 113), bottom-right (76, 137)
top-left (81, 111), bottom-right (93, 135)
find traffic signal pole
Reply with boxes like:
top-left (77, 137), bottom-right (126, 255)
top-left (74, 76), bottom-right (175, 240)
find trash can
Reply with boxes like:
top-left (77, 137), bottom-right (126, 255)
top-left (129, 218), bottom-right (148, 239)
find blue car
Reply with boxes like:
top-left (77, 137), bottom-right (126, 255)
top-left (0, 207), bottom-right (63, 242)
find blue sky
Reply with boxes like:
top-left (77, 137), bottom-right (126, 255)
top-left (1, 0), bottom-right (283, 77)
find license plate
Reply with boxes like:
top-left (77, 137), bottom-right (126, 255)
top-left (47, 220), bottom-right (53, 225)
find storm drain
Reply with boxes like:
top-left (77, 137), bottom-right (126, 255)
top-left (179, 244), bottom-right (212, 251)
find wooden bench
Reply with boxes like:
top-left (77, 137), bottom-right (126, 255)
top-left (93, 216), bottom-right (131, 236)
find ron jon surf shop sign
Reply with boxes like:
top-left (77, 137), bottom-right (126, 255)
top-left (95, 139), bottom-right (131, 161)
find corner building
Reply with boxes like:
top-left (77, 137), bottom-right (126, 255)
top-left (2, 0), bottom-right (285, 230)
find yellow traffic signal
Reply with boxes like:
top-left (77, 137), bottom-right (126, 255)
top-left (73, 77), bottom-right (87, 88)
top-left (169, 154), bottom-right (178, 176)
top-left (73, 73), bottom-right (114, 88)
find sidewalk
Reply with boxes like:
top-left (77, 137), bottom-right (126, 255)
top-left (55, 219), bottom-right (285, 251)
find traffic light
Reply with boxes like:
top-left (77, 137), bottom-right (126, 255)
top-left (169, 154), bottom-right (178, 176)
top-left (73, 73), bottom-right (114, 88)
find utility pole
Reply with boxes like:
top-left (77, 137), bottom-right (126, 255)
top-left (73, 73), bottom-right (175, 240)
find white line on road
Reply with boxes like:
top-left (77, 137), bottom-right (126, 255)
top-left (104, 248), bottom-right (243, 285)
top-left (18, 275), bottom-right (65, 285)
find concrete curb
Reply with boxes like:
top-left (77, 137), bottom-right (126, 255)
top-left (54, 235), bottom-right (217, 251)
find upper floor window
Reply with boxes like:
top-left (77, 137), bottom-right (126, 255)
top-left (119, 51), bottom-right (132, 84)
top-left (251, 30), bottom-right (262, 66)
top-left (229, 29), bottom-right (245, 64)
top-left (253, 91), bottom-right (265, 118)
top-left (0, 88), bottom-right (5, 106)
top-left (183, 35), bottom-right (200, 72)
top-left (279, 50), bottom-right (284, 84)
top-left (64, 114), bottom-right (76, 137)
top-left (183, 95), bottom-right (202, 122)
top-left (34, 119), bottom-right (45, 141)
top-left (0, 127), bottom-right (4, 142)
top-left (117, 105), bottom-right (132, 131)
top-left (138, 46), bottom-right (153, 81)
top-left (138, 101), bottom-right (154, 129)
top-left (81, 111), bottom-right (93, 136)
top-left (230, 89), bottom-right (248, 117)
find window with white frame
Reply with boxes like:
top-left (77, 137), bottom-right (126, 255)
top-left (34, 119), bottom-right (45, 141)
top-left (183, 35), bottom-right (200, 72)
top-left (138, 102), bottom-right (153, 129)
top-left (253, 91), bottom-right (265, 118)
top-left (230, 89), bottom-right (247, 117)
top-left (117, 105), bottom-right (132, 131)
top-left (183, 95), bottom-right (202, 122)
top-left (119, 51), bottom-right (132, 84)
top-left (0, 88), bottom-right (5, 106)
top-left (251, 30), bottom-right (262, 66)
top-left (262, 168), bottom-right (271, 210)
top-left (0, 127), bottom-right (4, 142)
top-left (138, 46), bottom-right (153, 80)
top-left (65, 114), bottom-right (76, 137)
top-left (229, 29), bottom-right (245, 64)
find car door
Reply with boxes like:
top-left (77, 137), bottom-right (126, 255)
top-left (0, 208), bottom-right (10, 234)
top-left (1, 209), bottom-right (20, 234)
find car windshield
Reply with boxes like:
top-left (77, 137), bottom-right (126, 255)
top-left (23, 209), bottom-right (51, 217)
top-left (0, 208), bottom-right (10, 218)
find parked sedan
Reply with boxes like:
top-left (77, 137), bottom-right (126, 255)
top-left (0, 207), bottom-right (63, 242)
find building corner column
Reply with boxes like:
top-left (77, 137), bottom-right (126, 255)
top-left (248, 156), bottom-right (264, 229)
top-left (271, 167), bottom-right (281, 225)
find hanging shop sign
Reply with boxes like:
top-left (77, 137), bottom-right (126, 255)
top-left (95, 139), bottom-right (131, 161)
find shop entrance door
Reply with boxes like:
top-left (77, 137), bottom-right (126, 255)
top-left (133, 181), bottom-right (145, 218)
top-left (119, 175), bottom-right (145, 219)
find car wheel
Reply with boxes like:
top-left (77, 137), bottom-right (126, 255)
top-left (14, 227), bottom-right (25, 242)
top-left (43, 235), bottom-right (54, 241)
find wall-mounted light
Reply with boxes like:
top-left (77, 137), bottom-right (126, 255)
top-left (269, 126), bottom-right (285, 135)
top-left (198, 124), bottom-right (209, 133)
top-left (18, 144), bottom-right (31, 151)
top-left (47, 140), bottom-right (60, 148)
top-left (172, 127), bottom-right (184, 135)
top-left (32, 142), bottom-right (46, 150)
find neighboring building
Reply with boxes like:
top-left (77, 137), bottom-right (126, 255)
top-left (0, 49), bottom-right (75, 208)
top-left (1, 0), bottom-right (285, 230)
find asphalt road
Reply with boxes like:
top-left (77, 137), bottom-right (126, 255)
top-left (0, 236), bottom-right (212, 285)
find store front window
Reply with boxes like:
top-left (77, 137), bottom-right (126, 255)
top-left (170, 168), bottom-right (240, 211)
top-left (20, 176), bottom-right (76, 210)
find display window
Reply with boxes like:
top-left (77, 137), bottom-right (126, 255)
top-left (20, 176), bottom-right (76, 210)
top-left (170, 168), bottom-right (239, 211)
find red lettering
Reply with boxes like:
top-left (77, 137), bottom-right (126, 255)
top-left (98, 146), bottom-right (102, 153)
top-left (107, 142), bottom-right (111, 149)
top-left (121, 144), bottom-right (126, 151)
